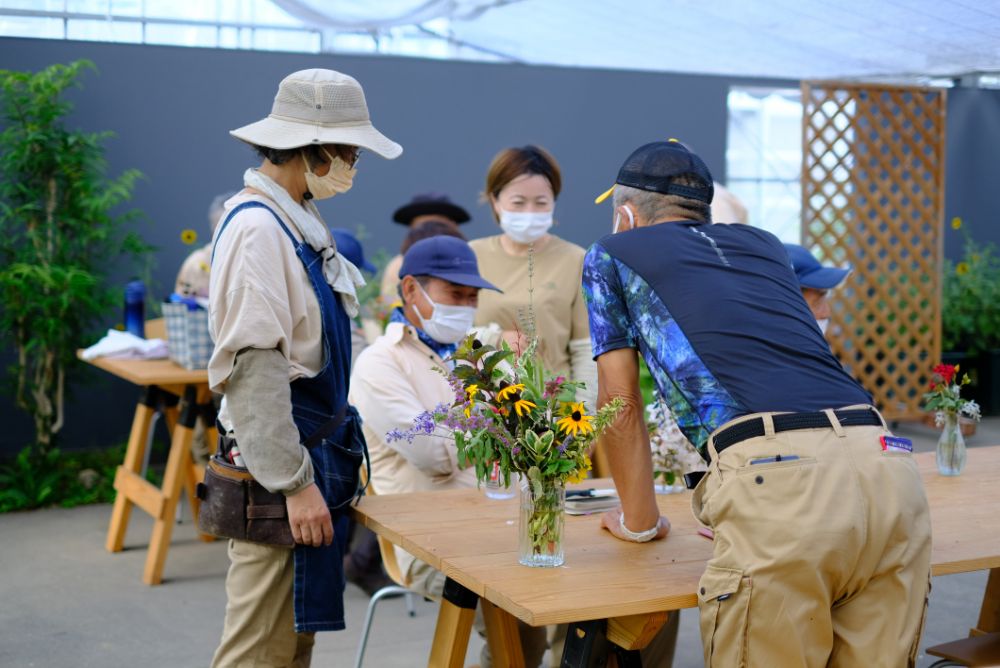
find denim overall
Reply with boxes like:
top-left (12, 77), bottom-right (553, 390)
top-left (215, 201), bottom-right (365, 632)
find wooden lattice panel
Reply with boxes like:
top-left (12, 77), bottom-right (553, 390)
top-left (801, 82), bottom-right (946, 420)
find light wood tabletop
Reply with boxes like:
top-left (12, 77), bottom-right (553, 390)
top-left (354, 445), bottom-right (1000, 629)
top-left (79, 353), bottom-right (207, 389)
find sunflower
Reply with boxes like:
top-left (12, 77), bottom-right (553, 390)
top-left (951, 217), bottom-right (963, 230)
top-left (566, 455), bottom-right (593, 484)
top-left (496, 383), bottom-right (525, 402)
top-left (557, 403), bottom-right (595, 437)
top-left (956, 262), bottom-right (970, 276)
top-left (466, 384), bottom-right (480, 400)
top-left (180, 229), bottom-right (198, 245)
top-left (513, 397), bottom-right (537, 416)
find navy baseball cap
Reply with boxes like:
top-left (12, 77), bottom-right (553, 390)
top-left (399, 236), bottom-right (501, 292)
top-left (784, 243), bottom-right (851, 290)
top-left (331, 228), bottom-right (376, 274)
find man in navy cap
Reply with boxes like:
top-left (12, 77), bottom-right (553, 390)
top-left (784, 243), bottom-right (851, 334)
top-left (349, 237), bottom-right (548, 667)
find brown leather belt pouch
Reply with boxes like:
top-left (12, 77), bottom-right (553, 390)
top-left (196, 453), bottom-right (294, 547)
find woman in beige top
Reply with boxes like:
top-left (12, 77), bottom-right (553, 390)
top-left (470, 145), bottom-right (597, 408)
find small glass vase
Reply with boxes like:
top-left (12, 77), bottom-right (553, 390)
top-left (518, 477), bottom-right (565, 568)
top-left (936, 412), bottom-right (967, 476)
top-left (484, 460), bottom-right (517, 500)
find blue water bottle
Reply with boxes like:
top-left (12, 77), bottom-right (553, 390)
top-left (124, 279), bottom-right (146, 338)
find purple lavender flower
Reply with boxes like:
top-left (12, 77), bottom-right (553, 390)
top-left (413, 410), bottom-right (436, 435)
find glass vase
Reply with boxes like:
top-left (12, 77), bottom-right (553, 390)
top-left (518, 477), bottom-right (565, 568)
top-left (936, 412), bottom-right (967, 476)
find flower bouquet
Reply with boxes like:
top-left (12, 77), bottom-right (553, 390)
top-left (647, 400), bottom-right (705, 492)
top-left (389, 336), bottom-right (622, 567)
top-left (923, 363), bottom-right (981, 475)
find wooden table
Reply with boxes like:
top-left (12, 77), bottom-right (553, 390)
top-left (80, 353), bottom-right (216, 584)
top-left (351, 446), bottom-right (1000, 667)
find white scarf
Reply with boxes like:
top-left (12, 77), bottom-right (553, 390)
top-left (243, 168), bottom-right (364, 318)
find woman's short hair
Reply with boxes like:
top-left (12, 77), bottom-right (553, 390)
top-left (484, 145), bottom-right (562, 218)
top-left (250, 143), bottom-right (328, 167)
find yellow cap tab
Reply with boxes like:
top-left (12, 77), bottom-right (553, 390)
top-left (594, 184), bottom-right (615, 204)
top-left (668, 137), bottom-right (679, 142)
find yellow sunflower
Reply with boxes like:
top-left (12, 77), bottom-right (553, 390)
top-left (951, 217), bottom-right (963, 230)
top-left (956, 262), bottom-right (970, 276)
top-left (556, 403), bottom-right (595, 438)
top-left (566, 455), bottom-right (593, 484)
top-left (181, 229), bottom-right (198, 245)
top-left (496, 383), bottom-right (525, 402)
top-left (466, 384), bottom-right (480, 400)
top-left (513, 398), bottom-right (536, 417)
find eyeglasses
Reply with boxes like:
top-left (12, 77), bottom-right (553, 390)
top-left (347, 148), bottom-right (363, 168)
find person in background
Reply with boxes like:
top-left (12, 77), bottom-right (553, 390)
top-left (710, 182), bottom-right (749, 224)
top-left (175, 191), bottom-right (236, 299)
top-left (470, 145), bottom-right (597, 410)
top-left (784, 242), bottom-right (852, 334)
top-left (208, 68), bottom-right (401, 667)
top-left (379, 193), bottom-right (471, 301)
top-left (585, 139), bottom-right (930, 667)
top-left (350, 236), bottom-right (548, 667)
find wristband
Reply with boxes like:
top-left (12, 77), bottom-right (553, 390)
top-left (618, 512), bottom-right (659, 543)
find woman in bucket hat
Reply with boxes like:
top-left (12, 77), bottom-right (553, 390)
top-left (208, 69), bottom-right (400, 667)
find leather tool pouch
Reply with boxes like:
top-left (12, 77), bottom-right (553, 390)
top-left (196, 444), bottom-right (295, 547)
top-left (196, 406), bottom-right (358, 547)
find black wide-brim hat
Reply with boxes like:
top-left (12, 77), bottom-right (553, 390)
top-left (392, 193), bottom-right (471, 226)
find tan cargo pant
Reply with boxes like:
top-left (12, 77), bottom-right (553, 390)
top-left (211, 540), bottom-right (314, 668)
top-left (691, 407), bottom-right (932, 668)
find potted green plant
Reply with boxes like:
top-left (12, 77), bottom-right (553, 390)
top-left (941, 218), bottom-right (1000, 415)
top-left (0, 60), bottom-right (151, 458)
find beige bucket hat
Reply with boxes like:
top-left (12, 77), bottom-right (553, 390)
top-left (230, 68), bottom-right (402, 159)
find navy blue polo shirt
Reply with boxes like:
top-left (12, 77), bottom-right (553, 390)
top-left (582, 220), bottom-right (871, 459)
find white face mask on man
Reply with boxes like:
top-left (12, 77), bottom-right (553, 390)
top-left (499, 208), bottom-right (554, 245)
top-left (303, 148), bottom-right (356, 200)
top-left (411, 284), bottom-right (476, 344)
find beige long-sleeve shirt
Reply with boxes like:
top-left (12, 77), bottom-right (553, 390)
top-left (469, 234), bottom-right (590, 376)
top-left (208, 191), bottom-right (324, 494)
top-left (349, 321), bottom-right (477, 576)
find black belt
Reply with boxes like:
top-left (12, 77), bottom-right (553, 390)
top-left (712, 408), bottom-right (882, 456)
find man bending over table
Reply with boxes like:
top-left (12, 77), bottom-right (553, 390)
top-left (584, 140), bottom-right (931, 667)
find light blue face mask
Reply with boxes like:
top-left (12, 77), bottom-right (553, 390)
top-left (412, 283), bottom-right (475, 344)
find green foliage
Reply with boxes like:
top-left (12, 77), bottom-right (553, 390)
top-left (0, 60), bottom-right (153, 452)
top-left (942, 229), bottom-right (1000, 356)
top-left (0, 443), bottom-right (128, 513)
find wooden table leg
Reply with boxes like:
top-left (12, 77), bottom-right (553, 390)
top-left (106, 386), bottom-right (159, 553)
top-left (607, 611), bottom-right (668, 651)
top-left (973, 567), bottom-right (1000, 635)
top-left (480, 598), bottom-right (526, 668)
top-left (429, 578), bottom-right (477, 668)
top-left (142, 385), bottom-right (197, 585)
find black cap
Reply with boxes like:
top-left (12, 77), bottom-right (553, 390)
top-left (392, 193), bottom-right (471, 226)
top-left (595, 140), bottom-right (714, 205)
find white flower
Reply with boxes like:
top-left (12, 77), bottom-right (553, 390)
top-left (961, 400), bottom-right (982, 421)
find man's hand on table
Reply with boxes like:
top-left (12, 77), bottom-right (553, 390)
top-left (600, 508), bottom-right (670, 543)
top-left (286, 483), bottom-right (333, 547)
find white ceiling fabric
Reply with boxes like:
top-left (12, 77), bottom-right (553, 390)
top-left (286, 0), bottom-right (1000, 80)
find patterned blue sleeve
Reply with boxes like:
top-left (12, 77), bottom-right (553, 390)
top-left (582, 243), bottom-right (636, 357)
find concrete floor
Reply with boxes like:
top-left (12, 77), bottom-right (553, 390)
top-left (1, 418), bottom-right (997, 667)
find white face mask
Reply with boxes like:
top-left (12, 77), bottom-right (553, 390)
top-left (817, 318), bottom-right (830, 335)
top-left (498, 208), bottom-right (553, 244)
top-left (613, 205), bottom-right (635, 234)
top-left (304, 148), bottom-right (356, 200)
top-left (412, 284), bottom-right (476, 344)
